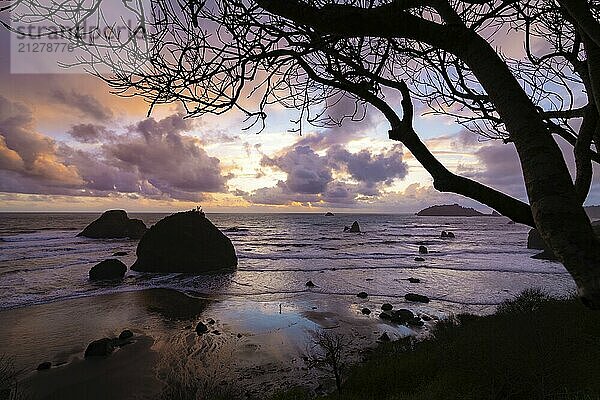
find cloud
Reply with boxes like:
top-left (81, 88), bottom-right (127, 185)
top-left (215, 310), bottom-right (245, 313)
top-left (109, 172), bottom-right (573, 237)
top-left (104, 113), bottom-right (230, 196)
top-left (261, 145), bottom-right (332, 194)
top-left (0, 96), bottom-right (83, 190)
top-left (454, 142), bottom-right (527, 200)
top-left (0, 99), bottom-right (231, 201)
top-left (68, 124), bottom-right (114, 143)
top-left (326, 143), bottom-right (408, 185)
top-left (245, 139), bottom-right (408, 206)
top-left (51, 89), bottom-right (114, 121)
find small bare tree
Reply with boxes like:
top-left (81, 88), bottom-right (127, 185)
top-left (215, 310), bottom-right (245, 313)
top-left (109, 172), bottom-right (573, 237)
top-left (304, 330), bottom-right (352, 394)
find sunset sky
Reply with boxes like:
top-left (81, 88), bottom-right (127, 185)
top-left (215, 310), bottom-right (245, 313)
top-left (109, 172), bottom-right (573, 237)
top-left (1, 21), bottom-right (599, 213)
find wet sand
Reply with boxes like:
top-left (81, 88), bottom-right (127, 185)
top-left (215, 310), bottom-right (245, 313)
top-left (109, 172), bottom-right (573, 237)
top-left (0, 288), bottom-right (430, 399)
top-left (22, 335), bottom-right (162, 400)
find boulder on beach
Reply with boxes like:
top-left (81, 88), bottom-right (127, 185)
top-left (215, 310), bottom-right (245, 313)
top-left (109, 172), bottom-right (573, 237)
top-left (381, 303), bottom-right (393, 311)
top-left (89, 259), bottom-right (127, 281)
top-left (408, 278), bottom-right (420, 284)
top-left (84, 338), bottom-right (115, 357)
top-left (78, 210), bottom-right (147, 239)
top-left (305, 280), bottom-right (315, 287)
top-left (357, 292), bottom-right (368, 299)
top-left (37, 361), bottom-right (51, 371)
top-left (405, 293), bottom-right (430, 303)
top-left (344, 221), bottom-right (361, 233)
top-left (392, 309), bottom-right (415, 323)
top-left (119, 330), bottom-right (133, 340)
top-left (195, 322), bottom-right (209, 335)
top-left (361, 308), bottom-right (371, 315)
top-left (112, 251), bottom-right (128, 256)
top-left (419, 245), bottom-right (428, 254)
top-left (378, 332), bottom-right (391, 342)
top-left (131, 210), bottom-right (237, 274)
top-left (414, 257), bottom-right (425, 262)
top-left (325, 212), bottom-right (334, 216)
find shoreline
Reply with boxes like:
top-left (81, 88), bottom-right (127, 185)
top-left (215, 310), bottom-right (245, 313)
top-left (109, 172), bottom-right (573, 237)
top-left (1, 288), bottom-right (426, 399)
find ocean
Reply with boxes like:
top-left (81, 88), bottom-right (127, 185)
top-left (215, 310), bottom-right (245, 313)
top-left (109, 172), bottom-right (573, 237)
top-left (0, 212), bottom-right (574, 312)
top-left (0, 212), bottom-right (580, 394)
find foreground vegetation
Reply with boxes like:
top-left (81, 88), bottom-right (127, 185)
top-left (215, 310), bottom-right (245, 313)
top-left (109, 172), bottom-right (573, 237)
top-left (276, 289), bottom-right (600, 400)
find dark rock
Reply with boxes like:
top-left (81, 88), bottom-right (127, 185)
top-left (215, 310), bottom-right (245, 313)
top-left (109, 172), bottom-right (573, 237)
top-left (37, 361), bottom-right (51, 370)
top-left (84, 338), bottom-right (115, 357)
top-left (118, 330), bottom-right (133, 340)
top-left (381, 303), bottom-right (393, 311)
top-left (378, 332), bottom-right (391, 342)
top-left (379, 312), bottom-right (391, 320)
top-left (414, 257), bottom-right (425, 262)
top-left (112, 251), bottom-right (128, 256)
top-left (441, 231), bottom-right (448, 238)
top-left (305, 280), bottom-right (315, 287)
top-left (89, 259), bottom-right (127, 281)
top-left (420, 314), bottom-right (432, 322)
top-left (78, 210), bottom-right (146, 239)
top-left (416, 204), bottom-right (485, 217)
top-left (131, 211), bottom-right (237, 273)
top-left (357, 292), bottom-right (368, 299)
top-left (195, 322), bottom-right (209, 335)
top-left (408, 317), bottom-right (425, 327)
top-left (532, 250), bottom-right (558, 261)
top-left (224, 227), bottom-right (248, 233)
top-left (325, 212), bottom-right (334, 216)
top-left (207, 318), bottom-right (215, 325)
top-left (527, 229), bottom-right (547, 250)
top-left (346, 221), bottom-right (361, 233)
top-left (419, 245), bottom-right (428, 254)
top-left (405, 293), bottom-right (430, 303)
top-left (361, 308), bottom-right (371, 315)
top-left (212, 330), bottom-right (221, 335)
top-left (237, 333), bottom-right (243, 338)
top-left (528, 222), bottom-right (600, 260)
top-left (408, 278), bottom-right (420, 284)
top-left (390, 309), bottom-right (415, 324)
top-left (447, 232), bottom-right (455, 238)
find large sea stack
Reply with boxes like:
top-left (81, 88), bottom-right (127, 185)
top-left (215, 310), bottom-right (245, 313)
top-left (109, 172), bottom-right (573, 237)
top-left (78, 210), bottom-right (147, 239)
top-left (416, 204), bottom-right (485, 217)
top-left (131, 210), bottom-right (237, 273)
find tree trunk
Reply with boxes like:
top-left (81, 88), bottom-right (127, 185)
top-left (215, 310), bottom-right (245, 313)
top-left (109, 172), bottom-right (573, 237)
top-left (255, 0), bottom-right (600, 307)
top-left (457, 33), bottom-right (600, 308)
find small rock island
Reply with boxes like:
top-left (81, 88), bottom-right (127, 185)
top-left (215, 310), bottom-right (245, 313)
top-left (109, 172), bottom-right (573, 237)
top-left (131, 209), bottom-right (237, 273)
top-left (77, 210), bottom-right (147, 239)
top-left (416, 204), bottom-right (486, 217)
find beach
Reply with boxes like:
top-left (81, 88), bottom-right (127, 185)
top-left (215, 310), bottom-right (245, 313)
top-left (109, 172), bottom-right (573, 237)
top-left (0, 212), bottom-right (578, 398)
top-left (1, 288), bottom-right (419, 399)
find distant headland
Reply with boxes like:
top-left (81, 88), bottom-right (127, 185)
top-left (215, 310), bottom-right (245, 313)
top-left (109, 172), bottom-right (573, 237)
top-left (416, 204), bottom-right (494, 217)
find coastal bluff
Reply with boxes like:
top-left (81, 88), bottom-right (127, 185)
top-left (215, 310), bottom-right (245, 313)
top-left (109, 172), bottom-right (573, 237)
top-left (131, 210), bottom-right (237, 273)
top-left (416, 204), bottom-right (488, 217)
top-left (77, 210), bottom-right (147, 239)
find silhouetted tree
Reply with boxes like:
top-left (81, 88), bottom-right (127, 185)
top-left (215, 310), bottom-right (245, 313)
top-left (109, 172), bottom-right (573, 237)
top-left (3, 0), bottom-right (600, 307)
top-left (304, 330), bottom-right (352, 393)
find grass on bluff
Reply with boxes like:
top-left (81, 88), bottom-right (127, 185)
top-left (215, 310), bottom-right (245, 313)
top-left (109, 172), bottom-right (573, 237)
top-left (275, 289), bottom-right (600, 400)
